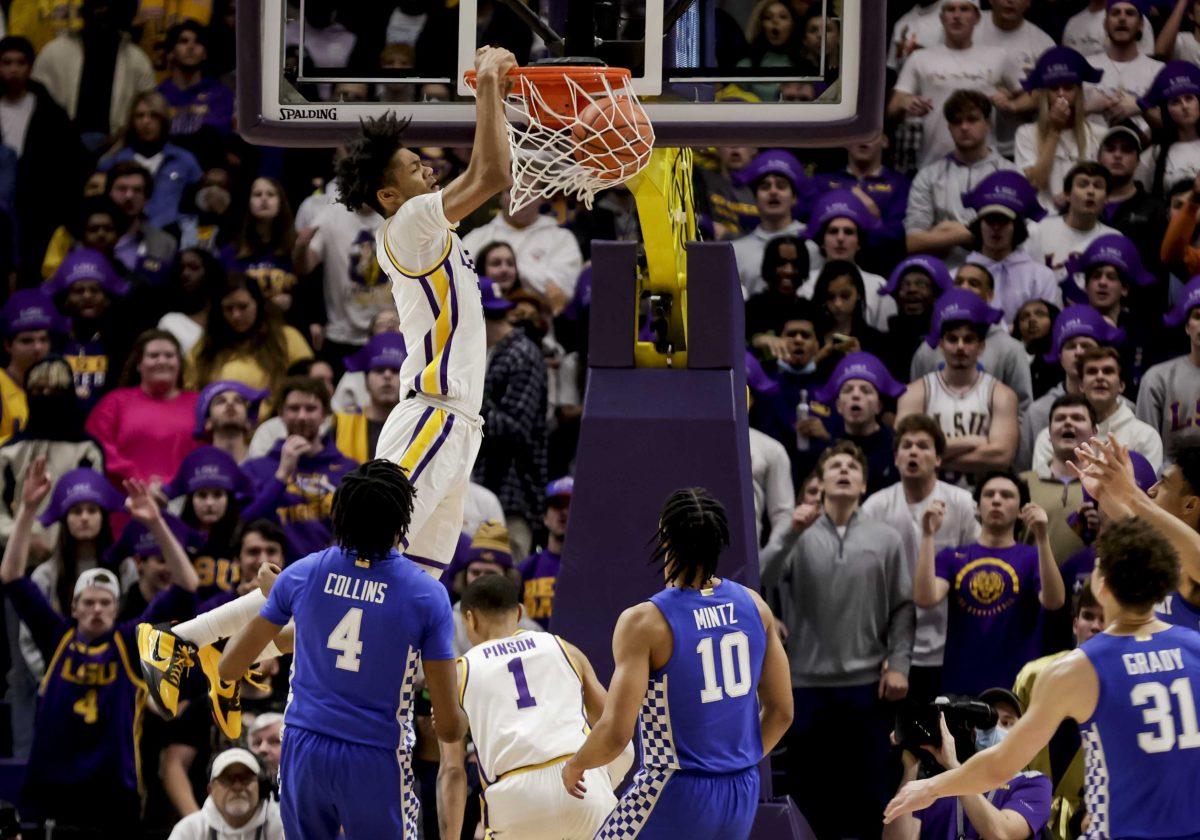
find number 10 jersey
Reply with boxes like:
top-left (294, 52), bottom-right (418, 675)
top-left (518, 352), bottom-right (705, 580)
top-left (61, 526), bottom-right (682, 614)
top-left (643, 580), bottom-right (766, 773)
top-left (459, 630), bottom-right (590, 784)
top-left (1078, 625), bottom-right (1200, 839)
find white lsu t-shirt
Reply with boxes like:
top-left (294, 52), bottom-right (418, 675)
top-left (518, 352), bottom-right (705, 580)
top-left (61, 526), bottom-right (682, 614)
top-left (1062, 7), bottom-right (1156, 57)
top-left (1136, 140), bottom-right (1200, 192)
top-left (1023, 215), bottom-right (1118, 288)
top-left (893, 43), bottom-right (1019, 168)
top-left (309, 202), bottom-right (391, 346)
top-left (376, 191), bottom-right (487, 414)
top-left (1084, 52), bottom-right (1163, 117)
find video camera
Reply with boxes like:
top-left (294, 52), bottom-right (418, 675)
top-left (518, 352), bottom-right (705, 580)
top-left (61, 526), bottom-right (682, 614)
top-left (894, 695), bottom-right (998, 768)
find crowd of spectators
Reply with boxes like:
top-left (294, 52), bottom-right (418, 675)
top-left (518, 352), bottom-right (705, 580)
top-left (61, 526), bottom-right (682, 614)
top-left (0, 0), bottom-right (1198, 839)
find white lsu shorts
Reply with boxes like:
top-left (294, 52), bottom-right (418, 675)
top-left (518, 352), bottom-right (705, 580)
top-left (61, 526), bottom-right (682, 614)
top-left (483, 761), bottom-right (616, 840)
top-left (374, 394), bottom-right (483, 578)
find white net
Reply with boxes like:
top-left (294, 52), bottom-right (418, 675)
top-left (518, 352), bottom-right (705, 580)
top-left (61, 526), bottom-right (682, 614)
top-left (470, 68), bottom-right (655, 213)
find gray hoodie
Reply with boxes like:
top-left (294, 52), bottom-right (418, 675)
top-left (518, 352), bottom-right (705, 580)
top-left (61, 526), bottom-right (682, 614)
top-left (167, 797), bottom-right (284, 840)
top-left (760, 510), bottom-right (915, 688)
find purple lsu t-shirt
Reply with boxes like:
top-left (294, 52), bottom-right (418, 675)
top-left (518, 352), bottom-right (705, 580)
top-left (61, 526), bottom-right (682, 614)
top-left (915, 771), bottom-right (1051, 839)
top-left (935, 542), bottom-right (1045, 695)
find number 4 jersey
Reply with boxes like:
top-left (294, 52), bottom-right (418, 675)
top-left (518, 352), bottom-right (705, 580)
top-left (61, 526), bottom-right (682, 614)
top-left (459, 630), bottom-right (590, 783)
top-left (1078, 625), bottom-right (1200, 839)
top-left (643, 580), bottom-right (766, 773)
top-left (260, 546), bottom-right (455, 750)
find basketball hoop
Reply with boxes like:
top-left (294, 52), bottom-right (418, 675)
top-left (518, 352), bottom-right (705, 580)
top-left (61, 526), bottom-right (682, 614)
top-left (465, 63), bottom-right (655, 212)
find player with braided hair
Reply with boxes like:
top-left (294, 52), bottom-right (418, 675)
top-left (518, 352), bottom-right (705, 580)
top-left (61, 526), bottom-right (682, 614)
top-left (218, 459), bottom-right (464, 838)
top-left (563, 487), bottom-right (793, 840)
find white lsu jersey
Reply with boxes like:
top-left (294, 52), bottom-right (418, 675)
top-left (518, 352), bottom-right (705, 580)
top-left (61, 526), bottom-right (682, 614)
top-left (460, 630), bottom-right (590, 783)
top-left (923, 369), bottom-right (996, 440)
top-left (376, 191), bottom-right (487, 416)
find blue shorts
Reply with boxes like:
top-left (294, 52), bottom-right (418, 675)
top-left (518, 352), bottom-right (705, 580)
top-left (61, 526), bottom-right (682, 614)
top-left (595, 764), bottom-right (759, 839)
top-left (279, 725), bottom-right (419, 839)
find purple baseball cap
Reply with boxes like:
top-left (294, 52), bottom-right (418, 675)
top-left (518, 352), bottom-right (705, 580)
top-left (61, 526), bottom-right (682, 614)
top-left (1165, 275), bottom-right (1200, 327)
top-left (343, 333), bottom-right (407, 373)
top-left (1, 289), bottom-right (67, 337)
top-left (881, 255), bottom-right (954, 298)
top-left (479, 276), bottom-right (514, 312)
top-left (1045, 304), bottom-right (1126, 362)
top-left (745, 350), bottom-right (781, 396)
top-left (1069, 233), bottom-right (1155, 289)
top-left (1022, 46), bottom-right (1103, 92)
top-left (163, 446), bottom-right (252, 499)
top-left (546, 476), bottom-right (574, 499)
top-left (38, 468), bottom-right (125, 527)
top-left (961, 170), bottom-right (1047, 222)
top-left (46, 248), bottom-right (130, 299)
top-left (193, 380), bottom-right (268, 439)
top-left (808, 189), bottom-right (879, 236)
top-left (1139, 60), bottom-right (1200, 110)
top-left (812, 352), bottom-right (907, 405)
top-left (732, 149), bottom-right (807, 195)
top-left (925, 288), bottom-right (1004, 348)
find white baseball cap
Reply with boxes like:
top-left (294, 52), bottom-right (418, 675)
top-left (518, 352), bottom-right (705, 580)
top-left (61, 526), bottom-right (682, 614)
top-left (210, 748), bottom-right (261, 781)
top-left (249, 712), bottom-right (284, 735)
top-left (72, 568), bottom-right (120, 601)
top-left (941, 0), bottom-right (981, 9)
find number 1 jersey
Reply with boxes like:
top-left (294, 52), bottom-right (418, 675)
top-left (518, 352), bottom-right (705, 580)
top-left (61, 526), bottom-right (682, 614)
top-left (643, 580), bottom-right (766, 773)
top-left (1078, 625), bottom-right (1200, 839)
top-left (260, 547), bottom-right (455, 750)
top-left (459, 630), bottom-right (589, 784)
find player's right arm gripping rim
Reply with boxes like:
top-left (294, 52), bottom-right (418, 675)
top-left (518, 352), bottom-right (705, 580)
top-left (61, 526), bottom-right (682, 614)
top-left (439, 46), bottom-right (516, 224)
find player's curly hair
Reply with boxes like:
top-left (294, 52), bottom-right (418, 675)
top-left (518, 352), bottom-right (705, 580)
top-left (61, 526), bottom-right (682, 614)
top-left (335, 113), bottom-right (412, 215)
top-left (331, 459), bottom-right (416, 562)
top-left (1095, 517), bottom-right (1180, 611)
top-left (650, 488), bottom-right (730, 587)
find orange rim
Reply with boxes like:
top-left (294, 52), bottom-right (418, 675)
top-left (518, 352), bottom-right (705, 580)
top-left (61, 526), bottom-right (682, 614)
top-left (465, 65), bottom-right (636, 129)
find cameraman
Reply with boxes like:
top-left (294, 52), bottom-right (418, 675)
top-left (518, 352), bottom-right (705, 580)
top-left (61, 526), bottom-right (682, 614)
top-left (885, 689), bottom-right (1051, 840)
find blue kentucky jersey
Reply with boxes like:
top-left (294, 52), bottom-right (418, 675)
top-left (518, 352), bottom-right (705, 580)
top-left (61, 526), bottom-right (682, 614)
top-left (1078, 626), bottom-right (1200, 839)
top-left (641, 580), bottom-right (766, 773)
top-left (261, 547), bottom-right (455, 750)
top-left (1156, 591), bottom-right (1200, 633)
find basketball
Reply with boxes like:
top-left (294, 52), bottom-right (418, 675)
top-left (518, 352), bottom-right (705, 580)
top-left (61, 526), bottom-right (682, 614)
top-left (571, 95), bottom-right (654, 181)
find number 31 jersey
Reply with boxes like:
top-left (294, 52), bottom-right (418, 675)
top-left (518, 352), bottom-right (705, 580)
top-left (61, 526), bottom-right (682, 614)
top-left (1078, 625), bottom-right (1200, 839)
top-left (643, 580), bottom-right (766, 773)
top-left (459, 630), bottom-right (589, 784)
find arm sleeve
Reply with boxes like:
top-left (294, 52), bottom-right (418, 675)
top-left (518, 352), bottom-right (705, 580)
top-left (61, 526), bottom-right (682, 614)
top-left (885, 539), bottom-right (916, 677)
top-left (903, 168), bottom-right (935, 233)
top-left (1014, 124), bottom-right (1037, 173)
top-left (893, 52), bottom-right (919, 95)
top-left (2, 578), bottom-right (68, 657)
top-left (933, 546), bottom-right (954, 583)
top-left (421, 584), bottom-right (456, 661)
top-left (1135, 367), bottom-right (1165, 430)
top-left (763, 441), bottom-right (796, 539)
top-left (381, 192), bottom-right (456, 274)
top-left (241, 475), bottom-right (288, 523)
top-left (84, 391), bottom-right (138, 484)
top-left (759, 527), bottom-right (799, 592)
top-left (260, 562), bottom-right (304, 626)
top-left (1001, 773), bottom-right (1053, 836)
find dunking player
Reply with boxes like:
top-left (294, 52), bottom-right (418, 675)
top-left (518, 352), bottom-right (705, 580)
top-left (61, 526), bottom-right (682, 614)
top-left (885, 437), bottom-right (1200, 838)
top-left (218, 460), bottom-right (466, 838)
top-left (137, 45), bottom-right (518, 733)
top-left (440, 575), bottom-right (627, 839)
top-left (562, 488), bottom-right (793, 839)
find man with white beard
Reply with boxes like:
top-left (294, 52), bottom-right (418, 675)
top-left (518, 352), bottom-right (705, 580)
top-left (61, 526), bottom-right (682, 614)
top-left (168, 748), bottom-right (283, 839)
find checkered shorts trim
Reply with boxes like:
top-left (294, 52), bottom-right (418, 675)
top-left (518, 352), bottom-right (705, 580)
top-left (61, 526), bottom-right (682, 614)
top-left (396, 646), bottom-right (422, 839)
top-left (1081, 723), bottom-right (1109, 839)
top-left (594, 766), bottom-right (676, 839)
top-left (638, 674), bottom-right (679, 771)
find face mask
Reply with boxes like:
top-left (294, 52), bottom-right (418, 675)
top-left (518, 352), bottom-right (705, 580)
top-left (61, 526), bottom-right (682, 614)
top-left (974, 725), bottom-right (1008, 751)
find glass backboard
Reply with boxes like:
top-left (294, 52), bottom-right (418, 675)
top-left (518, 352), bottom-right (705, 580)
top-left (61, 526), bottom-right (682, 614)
top-left (236, 0), bottom-right (884, 147)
